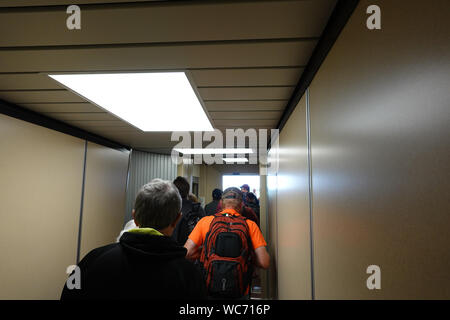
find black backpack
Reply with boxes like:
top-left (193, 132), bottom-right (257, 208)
top-left (176, 202), bottom-right (203, 245)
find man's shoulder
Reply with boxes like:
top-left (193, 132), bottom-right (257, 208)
top-left (244, 217), bottom-right (259, 231)
top-left (79, 242), bottom-right (121, 266)
top-left (199, 214), bottom-right (215, 223)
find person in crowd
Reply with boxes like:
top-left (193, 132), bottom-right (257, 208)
top-left (116, 218), bottom-right (136, 242)
top-left (240, 184), bottom-right (250, 194)
top-left (61, 179), bottom-right (206, 300)
top-left (215, 196), bottom-right (259, 226)
top-left (188, 193), bottom-right (199, 203)
top-left (240, 184), bottom-right (250, 205)
top-left (184, 187), bottom-right (269, 299)
top-left (172, 176), bottom-right (205, 246)
top-left (204, 188), bottom-right (222, 216)
top-left (246, 192), bottom-right (260, 223)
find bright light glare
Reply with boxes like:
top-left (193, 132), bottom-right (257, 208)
top-left (222, 175), bottom-right (260, 198)
top-left (48, 72), bottom-right (214, 132)
top-left (173, 148), bottom-right (253, 154)
top-left (222, 158), bottom-right (248, 163)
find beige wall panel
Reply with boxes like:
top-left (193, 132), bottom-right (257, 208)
top-left (276, 95), bottom-right (312, 299)
top-left (309, 0), bottom-right (450, 299)
top-left (266, 137), bottom-right (279, 299)
top-left (258, 170), bottom-right (269, 299)
top-left (203, 166), bottom-right (222, 205)
top-left (0, 114), bottom-right (84, 299)
top-left (79, 142), bottom-right (129, 259)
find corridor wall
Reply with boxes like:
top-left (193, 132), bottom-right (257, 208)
top-left (79, 142), bottom-right (130, 259)
top-left (0, 113), bottom-right (130, 299)
top-left (0, 114), bottom-right (84, 299)
top-left (124, 150), bottom-right (176, 223)
top-left (267, 0), bottom-right (450, 299)
top-left (309, 0), bottom-right (450, 299)
top-left (276, 95), bottom-right (312, 299)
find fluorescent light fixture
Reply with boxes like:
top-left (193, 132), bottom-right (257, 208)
top-left (182, 158), bottom-right (193, 165)
top-left (173, 148), bottom-right (253, 154)
top-left (222, 157), bottom-right (249, 163)
top-left (48, 72), bottom-right (214, 132)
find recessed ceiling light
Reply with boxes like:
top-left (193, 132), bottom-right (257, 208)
top-left (222, 158), bottom-right (249, 163)
top-left (173, 148), bottom-right (253, 154)
top-left (48, 72), bottom-right (214, 132)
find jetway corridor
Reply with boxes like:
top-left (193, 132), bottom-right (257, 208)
top-left (0, 0), bottom-right (449, 301)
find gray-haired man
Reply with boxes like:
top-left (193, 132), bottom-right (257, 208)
top-left (61, 179), bottom-right (206, 300)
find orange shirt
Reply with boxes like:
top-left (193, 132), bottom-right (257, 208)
top-left (188, 208), bottom-right (267, 250)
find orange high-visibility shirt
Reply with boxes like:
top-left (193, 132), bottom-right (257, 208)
top-left (188, 208), bottom-right (267, 250)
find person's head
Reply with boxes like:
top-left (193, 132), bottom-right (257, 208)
top-left (132, 179), bottom-right (182, 236)
top-left (221, 187), bottom-right (244, 212)
top-left (240, 184), bottom-right (250, 193)
top-left (188, 193), bottom-right (199, 203)
top-left (212, 188), bottom-right (223, 201)
top-left (246, 192), bottom-right (257, 204)
top-left (173, 176), bottom-right (190, 199)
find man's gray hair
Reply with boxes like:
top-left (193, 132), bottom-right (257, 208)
top-left (133, 178), bottom-right (182, 230)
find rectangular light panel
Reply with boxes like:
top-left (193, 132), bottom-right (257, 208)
top-left (222, 158), bottom-right (249, 163)
top-left (48, 72), bottom-right (214, 132)
top-left (173, 148), bottom-right (253, 154)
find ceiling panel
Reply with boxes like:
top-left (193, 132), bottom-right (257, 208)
top-left (0, 90), bottom-right (85, 103)
top-left (204, 100), bottom-right (287, 112)
top-left (0, 73), bottom-right (61, 90)
top-left (0, 0), bottom-right (338, 151)
top-left (0, 40), bottom-right (316, 73)
top-left (199, 86), bottom-right (294, 101)
top-left (0, 0), bottom-right (335, 46)
top-left (0, 68), bottom-right (302, 90)
top-left (190, 67), bottom-right (303, 87)
top-left (209, 111), bottom-right (282, 120)
top-left (213, 119), bottom-right (277, 127)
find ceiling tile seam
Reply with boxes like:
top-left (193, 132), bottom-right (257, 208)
top-left (0, 37), bottom-right (319, 51)
top-left (0, 66), bottom-right (306, 75)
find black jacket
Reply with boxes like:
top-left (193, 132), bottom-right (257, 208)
top-left (172, 199), bottom-right (206, 246)
top-left (61, 232), bottom-right (206, 300)
top-left (204, 200), bottom-right (220, 216)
